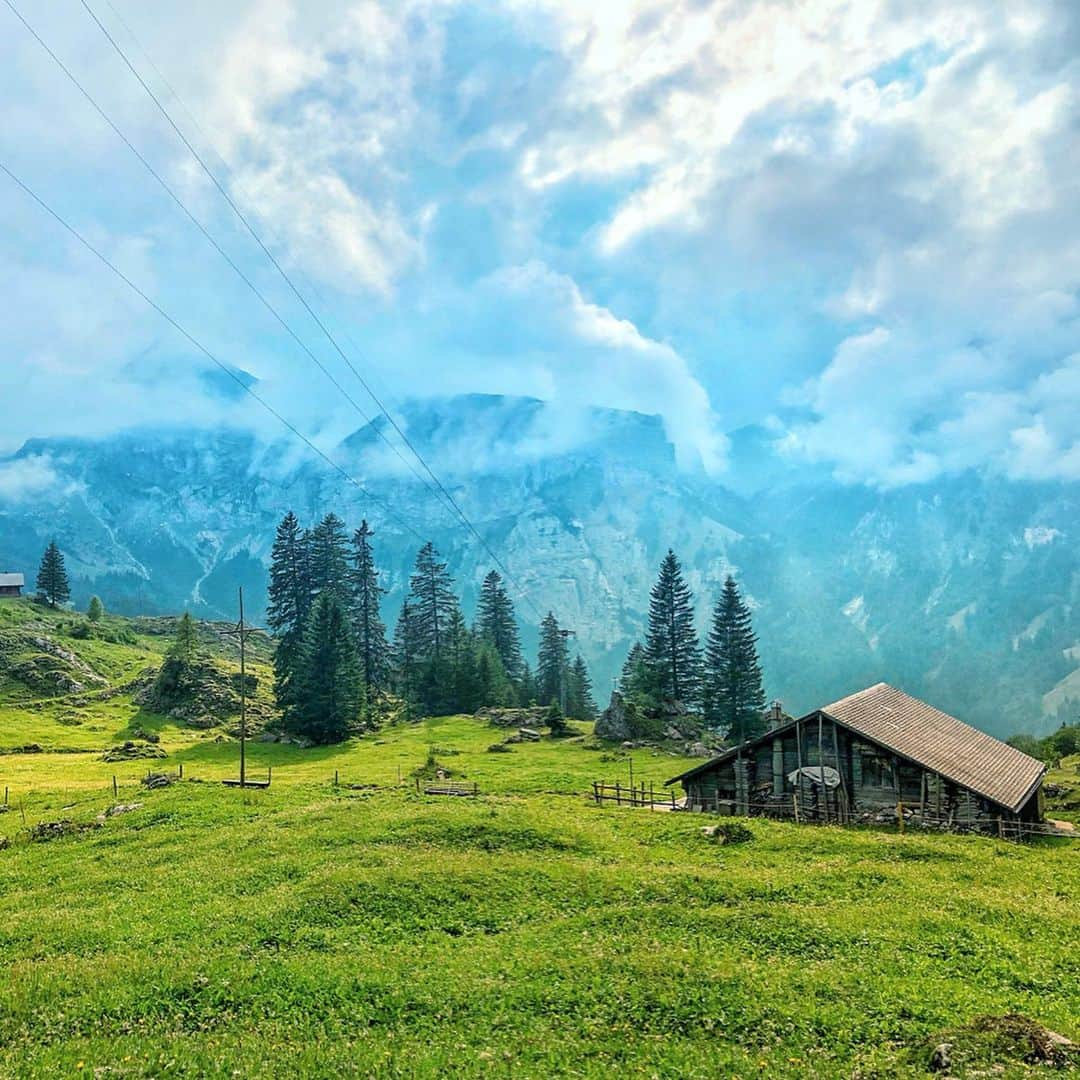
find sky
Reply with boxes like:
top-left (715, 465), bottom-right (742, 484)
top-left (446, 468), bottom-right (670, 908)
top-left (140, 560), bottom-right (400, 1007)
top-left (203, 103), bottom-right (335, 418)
top-left (0, 0), bottom-right (1078, 489)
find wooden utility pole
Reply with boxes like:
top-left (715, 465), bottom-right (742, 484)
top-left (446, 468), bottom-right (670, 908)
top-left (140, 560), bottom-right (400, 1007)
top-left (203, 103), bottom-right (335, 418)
top-left (558, 628), bottom-right (576, 716)
top-left (221, 587), bottom-right (262, 789)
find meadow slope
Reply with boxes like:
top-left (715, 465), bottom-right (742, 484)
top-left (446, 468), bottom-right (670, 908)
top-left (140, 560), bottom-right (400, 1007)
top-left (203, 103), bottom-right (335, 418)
top-left (1, 598), bottom-right (1078, 1078)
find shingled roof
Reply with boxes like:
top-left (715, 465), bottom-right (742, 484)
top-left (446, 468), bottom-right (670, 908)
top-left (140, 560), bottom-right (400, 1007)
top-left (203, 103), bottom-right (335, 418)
top-left (668, 682), bottom-right (1045, 813)
top-left (819, 683), bottom-right (1044, 813)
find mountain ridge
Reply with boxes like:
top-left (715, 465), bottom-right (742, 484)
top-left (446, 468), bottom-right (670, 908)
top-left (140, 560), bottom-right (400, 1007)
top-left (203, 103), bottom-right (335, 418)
top-left (1, 393), bottom-right (1077, 738)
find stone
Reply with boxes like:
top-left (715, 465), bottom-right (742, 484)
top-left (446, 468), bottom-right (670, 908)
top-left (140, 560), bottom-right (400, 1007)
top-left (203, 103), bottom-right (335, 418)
top-left (929, 1043), bottom-right (952, 1071)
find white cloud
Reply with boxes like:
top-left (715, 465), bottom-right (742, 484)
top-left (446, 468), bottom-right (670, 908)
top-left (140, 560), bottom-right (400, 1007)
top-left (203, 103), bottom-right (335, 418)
top-left (0, 456), bottom-right (77, 501)
top-left (412, 261), bottom-right (728, 472)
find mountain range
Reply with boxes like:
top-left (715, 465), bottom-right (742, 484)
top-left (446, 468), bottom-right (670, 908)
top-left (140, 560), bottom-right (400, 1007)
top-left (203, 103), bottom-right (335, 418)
top-left (1, 392), bottom-right (1077, 738)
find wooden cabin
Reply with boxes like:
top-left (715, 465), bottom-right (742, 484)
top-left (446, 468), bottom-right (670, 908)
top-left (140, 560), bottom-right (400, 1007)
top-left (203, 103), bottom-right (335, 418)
top-left (0, 573), bottom-right (24, 598)
top-left (668, 683), bottom-right (1046, 833)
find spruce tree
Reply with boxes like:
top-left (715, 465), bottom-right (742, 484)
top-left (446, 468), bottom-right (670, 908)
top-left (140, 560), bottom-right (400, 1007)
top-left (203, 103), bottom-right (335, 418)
top-left (704, 575), bottom-right (766, 741)
top-left (618, 641), bottom-right (655, 704)
top-left (408, 541), bottom-right (458, 662)
top-left (475, 641), bottom-right (515, 708)
top-left (446, 608), bottom-right (481, 714)
top-left (152, 611), bottom-right (202, 703)
top-left (644, 550), bottom-right (702, 707)
top-left (290, 592), bottom-right (363, 744)
top-left (307, 513), bottom-right (350, 603)
top-left (350, 520), bottom-right (389, 691)
top-left (169, 611), bottom-right (200, 665)
top-left (517, 660), bottom-right (538, 706)
top-left (536, 611), bottom-right (569, 707)
top-left (267, 512), bottom-right (311, 716)
top-left (87, 595), bottom-right (104, 623)
top-left (566, 655), bottom-right (597, 720)
top-left (35, 541), bottom-right (71, 608)
top-left (391, 600), bottom-right (421, 715)
top-left (475, 570), bottom-right (524, 681)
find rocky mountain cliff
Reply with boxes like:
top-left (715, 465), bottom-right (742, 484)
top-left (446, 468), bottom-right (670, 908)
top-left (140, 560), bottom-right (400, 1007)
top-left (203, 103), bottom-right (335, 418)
top-left (1, 393), bottom-right (1076, 737)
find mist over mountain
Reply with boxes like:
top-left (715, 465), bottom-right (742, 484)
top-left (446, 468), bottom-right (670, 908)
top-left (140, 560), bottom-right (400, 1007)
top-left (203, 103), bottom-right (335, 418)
top-left (1, 393), bottom-right (1076, 738)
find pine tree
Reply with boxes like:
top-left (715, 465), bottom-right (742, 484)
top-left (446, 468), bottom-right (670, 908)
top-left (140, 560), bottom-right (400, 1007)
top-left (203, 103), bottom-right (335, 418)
top-left (391, 600), bottom-right (421, 715)
top-left (87, 595), bottom-right (104, 623)
top-left (475, 570), bottom-right (524, 681)
top-left (350, 520), bottom-right (389, 691)
top-left (307, 513), bottom-right (350, 604)
top-left (704, 576), bottom-right (767, 741)
top-left (290, 592), bottom-right (363, 744)
top-left (35, 541), bottom-right (70, 608)
top-left (267, 512), bottom-right (311, 716)
top-left (644, 550), bottom-right (702, 707)
top-left (408, 542), bottom-right (458, 663)
top-left (566, 655), bottom-right (597, 720)
top-left (536, 612), bottom-right (569, 707)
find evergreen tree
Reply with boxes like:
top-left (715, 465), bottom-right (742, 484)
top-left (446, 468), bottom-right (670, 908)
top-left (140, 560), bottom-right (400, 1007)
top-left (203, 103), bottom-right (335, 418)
top-left (87, 595), bottom-right (104, 623)
top-left (446, 608), bottom-right (481, 714)
top-left (169, 611), bottom-right (200, 665)
top-left (536, 612), bottom-right (569, 707)
top-left (517, 660), bottom-right (538, 706)
top-left (546, 702), bottom-right (568, 736)
top-left (35, 541), bottom-right (70, 608)
top-left (566, 655), bottom-right (597, 720)
top-left (290, 592), bottom-right (363, 744)
top-left (151, 611), bottom-right (203, 704)
top-left (267, 512), bottom-right (312, 716)
top-left (350, 520), bottom-right (389, 691)
top-left (408, 542), bottom-right (458, 662)
top-left (704, 575), bottom-right (767, 741)
top-left (644, 550), bottom-right (702, 706)
top-left (307, 513), bottom-right (350, 603)
top-left (475, 641), bottom-right (516, 708)
top-left (618, 641), bottom-right (656, 704)
top-left (475, 570), bottom-right (524, 681)
top-left (391, 600), bottom-right (421, 715)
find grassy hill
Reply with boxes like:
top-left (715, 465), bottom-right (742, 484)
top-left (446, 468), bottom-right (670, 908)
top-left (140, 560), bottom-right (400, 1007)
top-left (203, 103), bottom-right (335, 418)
top-left (1, 597), bottom-right (1078, 1077)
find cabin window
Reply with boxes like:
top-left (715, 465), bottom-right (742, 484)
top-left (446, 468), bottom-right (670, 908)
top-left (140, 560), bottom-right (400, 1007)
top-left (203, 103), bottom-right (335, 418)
top-left (860, 753), bottom-right (891, 787)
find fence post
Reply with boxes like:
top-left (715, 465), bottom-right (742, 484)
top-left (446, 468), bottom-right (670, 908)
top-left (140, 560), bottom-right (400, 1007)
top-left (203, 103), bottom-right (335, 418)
top-left (334, 769), bottom-right (339, 787)
top-left (615, 781), bottom-right (621, 805)
top-left (793, 792), bottom-right (799, 822)
top-left (179, 763), bottom-right (183, 779)
top-left (998, 816), bottom-right (1004, 840)
top-left (897, 801), bottom-right (905, 835)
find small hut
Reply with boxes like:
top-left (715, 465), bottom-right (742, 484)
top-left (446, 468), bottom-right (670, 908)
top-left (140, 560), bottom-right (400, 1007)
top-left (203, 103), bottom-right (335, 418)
top-left (667, 683), bottom-right (1046, 833)
top-left (0, 573), bottom-right (24, 598)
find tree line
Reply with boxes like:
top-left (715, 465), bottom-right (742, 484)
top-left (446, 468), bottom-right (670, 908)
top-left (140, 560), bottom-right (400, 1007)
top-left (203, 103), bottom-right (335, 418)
top-left (616, 549), bottom-right (768, 742)
top-left (267, 512), bottom-right (597, 743)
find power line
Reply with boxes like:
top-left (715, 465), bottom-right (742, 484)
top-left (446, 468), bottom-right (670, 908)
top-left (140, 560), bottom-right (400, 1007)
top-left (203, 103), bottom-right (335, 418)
top-left (78, 0), bottom-right (545, 620)
top-left (0, 157), bottom-right (427, 543)
top-left (1, 0), bottom-right (462, 520)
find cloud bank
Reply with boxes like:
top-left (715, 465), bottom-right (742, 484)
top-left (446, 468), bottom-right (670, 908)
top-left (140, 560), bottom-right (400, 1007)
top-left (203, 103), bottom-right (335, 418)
top-left (0, 0), bottom-right (1076, 485)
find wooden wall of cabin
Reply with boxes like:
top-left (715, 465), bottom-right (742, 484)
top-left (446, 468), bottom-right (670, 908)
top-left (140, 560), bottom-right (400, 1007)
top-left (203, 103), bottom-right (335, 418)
top-left (682, 716), bottom-right (1030, 828)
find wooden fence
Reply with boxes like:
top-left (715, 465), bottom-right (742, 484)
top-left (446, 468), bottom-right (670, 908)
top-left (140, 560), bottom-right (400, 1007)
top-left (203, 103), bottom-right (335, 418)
top-left (592, 781), bottom-right (678, 809)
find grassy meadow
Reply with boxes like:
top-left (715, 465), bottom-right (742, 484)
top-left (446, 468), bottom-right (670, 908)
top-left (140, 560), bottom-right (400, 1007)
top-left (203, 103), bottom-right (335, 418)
top-left (1, 596), bottom-right (1078, 1078)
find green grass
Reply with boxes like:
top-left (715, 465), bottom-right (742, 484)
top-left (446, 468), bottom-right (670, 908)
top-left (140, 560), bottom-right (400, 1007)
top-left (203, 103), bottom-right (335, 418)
top-left (1, 596), bottom-right (1078, 1077)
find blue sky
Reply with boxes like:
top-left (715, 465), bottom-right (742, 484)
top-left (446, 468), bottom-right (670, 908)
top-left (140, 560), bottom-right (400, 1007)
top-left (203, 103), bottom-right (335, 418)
top-left (1, 0), bottom-right (1078, 489)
